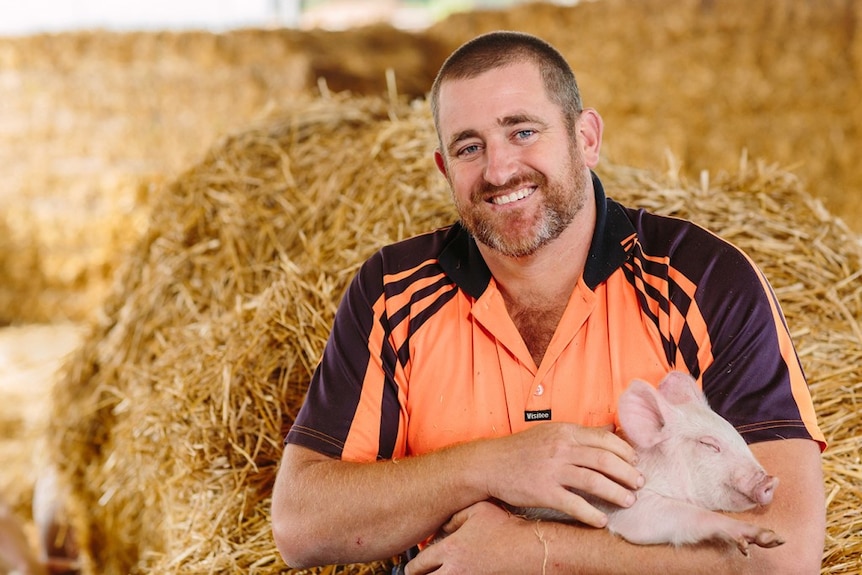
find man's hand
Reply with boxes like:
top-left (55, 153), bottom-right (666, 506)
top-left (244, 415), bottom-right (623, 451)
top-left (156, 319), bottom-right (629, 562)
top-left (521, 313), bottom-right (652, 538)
top-left (405, 501), bottom-right (545, 575)
top-left (273, 423), bottom-right (642, 568)
top-left (473, 422), bottom-right (643, 528)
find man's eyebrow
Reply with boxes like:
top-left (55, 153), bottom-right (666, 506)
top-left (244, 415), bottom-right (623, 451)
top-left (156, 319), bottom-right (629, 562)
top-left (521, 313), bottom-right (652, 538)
top-left (498, 113), bottom-right (546, 127)
top-left (446, 129), bottom-right (479, 154)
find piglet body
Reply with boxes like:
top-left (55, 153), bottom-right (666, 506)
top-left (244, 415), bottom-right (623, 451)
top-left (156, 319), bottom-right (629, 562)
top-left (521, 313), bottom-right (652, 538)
top-left (519, 371), bottom-right (784, 555)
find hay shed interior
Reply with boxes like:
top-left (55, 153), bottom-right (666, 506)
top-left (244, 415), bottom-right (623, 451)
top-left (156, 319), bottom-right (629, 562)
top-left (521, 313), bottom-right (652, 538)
top-left (0, 0), bottom-right (860, 573)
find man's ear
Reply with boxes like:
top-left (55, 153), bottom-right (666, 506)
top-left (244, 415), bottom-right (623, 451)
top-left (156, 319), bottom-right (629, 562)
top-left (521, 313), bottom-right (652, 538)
top-left (434, 149), bottom-right (448, 177)
top-left (577, 108), bottom-right (603, 168)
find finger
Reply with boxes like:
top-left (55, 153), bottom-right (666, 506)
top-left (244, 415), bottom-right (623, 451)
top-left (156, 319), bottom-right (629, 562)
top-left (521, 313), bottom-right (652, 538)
top-left (545, 485), bottom-right (610, 528)
top-left (559, 426), bottom-right (643, 490)
top-left (440, 508), bottom-right (468, 536)
top-left (404, 545), bottom-right (442, 575)
top-left (440, 500), bottom-right (495, 536)
top-left (558, 462), bottom-right (638, 509)
top-left (575, 426), bottom-right (639, 467)
top-left (577, 442), bottom-right (644, 491)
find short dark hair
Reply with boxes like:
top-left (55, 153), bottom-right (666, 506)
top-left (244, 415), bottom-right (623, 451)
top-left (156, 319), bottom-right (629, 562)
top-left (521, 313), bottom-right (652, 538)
top-left (429, 31), bottom-right (583, 142)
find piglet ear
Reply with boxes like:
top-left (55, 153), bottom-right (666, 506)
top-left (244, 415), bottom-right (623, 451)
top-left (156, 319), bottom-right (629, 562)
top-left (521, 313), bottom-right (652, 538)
top-left (658, 371), bottom-right (706, 406)
top-left (617, 379), bottom-right (673, 450)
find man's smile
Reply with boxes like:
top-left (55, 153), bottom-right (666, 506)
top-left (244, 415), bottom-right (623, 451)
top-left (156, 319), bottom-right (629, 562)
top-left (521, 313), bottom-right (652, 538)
top-left (488, 186), bottom-right (537, 206)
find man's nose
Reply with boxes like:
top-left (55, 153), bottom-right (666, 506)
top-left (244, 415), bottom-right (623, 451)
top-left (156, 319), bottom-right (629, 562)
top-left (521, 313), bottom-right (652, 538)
top-left (483, 143), bottom-right (518, 187)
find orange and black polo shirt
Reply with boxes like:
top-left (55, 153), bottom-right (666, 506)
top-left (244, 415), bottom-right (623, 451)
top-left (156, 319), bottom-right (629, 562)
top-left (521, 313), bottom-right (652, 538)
top-left (287, 174), bottom-right (825, 462)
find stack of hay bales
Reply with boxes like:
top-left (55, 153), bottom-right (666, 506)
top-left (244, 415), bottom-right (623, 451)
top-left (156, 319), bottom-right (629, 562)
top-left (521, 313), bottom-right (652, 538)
top-left (50, 93), bottom-right (861, 573)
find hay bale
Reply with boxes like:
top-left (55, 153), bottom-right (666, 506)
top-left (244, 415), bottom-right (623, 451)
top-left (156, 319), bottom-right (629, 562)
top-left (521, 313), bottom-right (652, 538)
top-left (0, 29), bottom-right (312, 325)
top-left (0, 215), bottom-right (45, 326)
top-left (49, 93), bottom-right (454, 574)
top-left (48, 92), bottom-right (861, 574)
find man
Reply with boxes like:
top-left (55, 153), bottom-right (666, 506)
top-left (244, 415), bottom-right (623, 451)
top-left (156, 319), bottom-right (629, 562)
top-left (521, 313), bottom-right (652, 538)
top-left (271, 31), bottom-right (825, 574)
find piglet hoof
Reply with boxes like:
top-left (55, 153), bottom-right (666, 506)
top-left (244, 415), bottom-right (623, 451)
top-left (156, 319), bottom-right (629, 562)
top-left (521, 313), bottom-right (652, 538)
top-left (753, 529), bottom-right (784, 549)
top-left (734, 528), bottom-right (784, 556)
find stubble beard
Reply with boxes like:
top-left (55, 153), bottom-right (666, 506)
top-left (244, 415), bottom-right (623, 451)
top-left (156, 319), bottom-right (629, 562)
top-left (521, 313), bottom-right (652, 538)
top-left (454, 150), bottom-right (589, 258)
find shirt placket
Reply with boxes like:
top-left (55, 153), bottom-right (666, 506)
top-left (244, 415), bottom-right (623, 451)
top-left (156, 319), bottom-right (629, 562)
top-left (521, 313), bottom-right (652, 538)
top-left (471, 279), bottom-right (597, 433)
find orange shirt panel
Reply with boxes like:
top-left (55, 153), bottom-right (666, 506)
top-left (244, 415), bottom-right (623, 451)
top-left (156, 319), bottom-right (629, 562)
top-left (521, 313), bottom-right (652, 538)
top-left (401, 272), bottom-right (674, 457)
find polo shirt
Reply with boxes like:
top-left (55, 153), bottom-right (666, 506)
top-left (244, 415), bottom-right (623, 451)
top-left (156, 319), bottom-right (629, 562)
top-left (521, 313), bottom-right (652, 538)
top-left (286, 173), bottom-right (825, 462)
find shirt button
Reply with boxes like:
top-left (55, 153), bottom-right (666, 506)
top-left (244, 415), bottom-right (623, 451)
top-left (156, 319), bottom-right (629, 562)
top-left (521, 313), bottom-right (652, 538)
top-left (534, 384), bottom-right (544, 396)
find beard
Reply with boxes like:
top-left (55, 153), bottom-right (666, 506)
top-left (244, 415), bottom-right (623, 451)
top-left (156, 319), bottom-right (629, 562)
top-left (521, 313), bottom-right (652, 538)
top-left (453, 148), bottom-right (590, 258)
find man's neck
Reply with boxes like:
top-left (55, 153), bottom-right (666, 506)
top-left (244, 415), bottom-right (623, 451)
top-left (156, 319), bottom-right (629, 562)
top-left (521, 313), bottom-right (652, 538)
top-left (477, 196), bottom-right (597, 366)
top-left (478, 196), bottom-right (596, 310)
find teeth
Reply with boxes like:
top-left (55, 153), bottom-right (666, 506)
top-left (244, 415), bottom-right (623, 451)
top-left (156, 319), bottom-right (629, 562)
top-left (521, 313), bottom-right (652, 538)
top-left (491, 188), bottom-right (534, 205)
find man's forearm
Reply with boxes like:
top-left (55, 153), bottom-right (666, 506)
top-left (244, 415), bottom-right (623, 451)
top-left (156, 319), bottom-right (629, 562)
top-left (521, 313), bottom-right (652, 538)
top-left (271, 442), bottom-right (489, 568)
top-left (403, 502), bottom-right (807, 575)
top-left (536, 520), bottom-right (806, 575)
top-left (272, 422), bottom-right (643, 569)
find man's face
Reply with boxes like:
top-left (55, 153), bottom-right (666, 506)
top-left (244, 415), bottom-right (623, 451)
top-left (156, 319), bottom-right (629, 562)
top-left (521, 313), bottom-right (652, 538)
top-left (434, 61), bottom-right (592, 258)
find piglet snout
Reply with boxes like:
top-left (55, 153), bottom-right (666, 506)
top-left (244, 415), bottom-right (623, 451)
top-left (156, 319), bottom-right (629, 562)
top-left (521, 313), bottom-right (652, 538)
top-left (753, 474), bottom-right (778, 506)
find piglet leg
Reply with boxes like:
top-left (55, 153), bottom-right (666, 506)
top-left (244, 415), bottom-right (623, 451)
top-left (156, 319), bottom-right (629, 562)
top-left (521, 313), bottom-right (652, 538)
top-left (608, 491), bottom-right (784, 555)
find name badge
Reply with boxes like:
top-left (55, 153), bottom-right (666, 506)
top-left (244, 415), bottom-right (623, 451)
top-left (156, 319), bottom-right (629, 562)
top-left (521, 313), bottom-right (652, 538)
top-left (524, 409), bottom-right (552, 422)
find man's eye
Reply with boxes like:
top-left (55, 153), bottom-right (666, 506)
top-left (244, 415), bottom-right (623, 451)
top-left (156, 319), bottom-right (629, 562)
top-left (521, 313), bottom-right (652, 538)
top-left (515, 129), bottom-right (536, 140)
top-left (457, 144), bottom-right (480, 157)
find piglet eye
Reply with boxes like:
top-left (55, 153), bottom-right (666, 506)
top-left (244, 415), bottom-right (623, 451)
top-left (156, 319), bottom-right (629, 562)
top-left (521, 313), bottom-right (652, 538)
top-left (699, 437), bottom-right (721, 453)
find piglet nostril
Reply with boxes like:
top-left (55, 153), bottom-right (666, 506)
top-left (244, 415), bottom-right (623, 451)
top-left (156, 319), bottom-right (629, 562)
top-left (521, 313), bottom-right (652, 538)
top-left (755, 475), bottom-right (778, 506)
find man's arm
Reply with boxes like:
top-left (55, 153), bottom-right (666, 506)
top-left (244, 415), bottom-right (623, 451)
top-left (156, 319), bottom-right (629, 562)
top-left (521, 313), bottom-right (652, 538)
top-left (271, 422), bottom-right (643, 569)
top-left (405, 438), bottom-right (825, 574)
